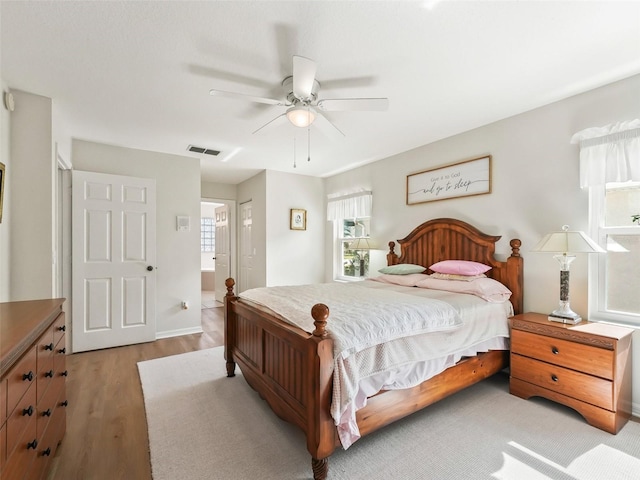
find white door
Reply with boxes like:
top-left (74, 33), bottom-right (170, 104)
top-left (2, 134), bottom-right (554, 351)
top-left (72, 171), bottom-right (156, 352)
top-left (239, 201), bottom-right (253, 293)
top-left (214, 204), bottom-right (230, 303)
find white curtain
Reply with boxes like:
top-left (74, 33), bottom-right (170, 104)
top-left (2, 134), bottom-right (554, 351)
top-left (327, 191), bottom-right (372, 221)
top-left (571, 119), bottom-right (640, 188)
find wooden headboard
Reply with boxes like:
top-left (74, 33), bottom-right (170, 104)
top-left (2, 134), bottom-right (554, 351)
top-left (386, 218), bottom-right (523, 315)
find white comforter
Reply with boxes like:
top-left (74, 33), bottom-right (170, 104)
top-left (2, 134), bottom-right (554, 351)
top-left (239, 281), bottom-right (512, 448)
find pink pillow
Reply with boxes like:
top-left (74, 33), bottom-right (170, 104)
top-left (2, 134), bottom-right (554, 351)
top-left (429, 260), bottom-right (491, 276)
top-left (369, 273), bottom-right (430, 287)
top-left (415, 277), bottom-right (511, 303)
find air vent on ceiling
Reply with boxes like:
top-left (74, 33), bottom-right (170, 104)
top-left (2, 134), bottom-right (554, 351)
top-left (187, 145), bottom-right (220, 156)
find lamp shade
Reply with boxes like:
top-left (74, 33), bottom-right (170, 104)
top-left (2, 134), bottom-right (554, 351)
top-left (531, 225), bottom-right (605, 254)
top-left (348, 238), bottom-right (377, 250)
top-left (286, 106), bottom-right (316, 127)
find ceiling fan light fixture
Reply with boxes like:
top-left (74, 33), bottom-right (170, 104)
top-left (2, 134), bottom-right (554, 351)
top-left (286, 106), bottom-right (316, 128)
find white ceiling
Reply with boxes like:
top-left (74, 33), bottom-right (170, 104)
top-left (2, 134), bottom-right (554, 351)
top-left (2, 1), bottom-right (639, 184)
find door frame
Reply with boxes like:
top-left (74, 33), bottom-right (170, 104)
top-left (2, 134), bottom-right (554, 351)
top-left (201, 197), bottom-right (237, 294)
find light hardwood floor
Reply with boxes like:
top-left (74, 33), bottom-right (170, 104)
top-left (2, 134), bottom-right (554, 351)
top-left (48, 305), bottom-right (224, 480)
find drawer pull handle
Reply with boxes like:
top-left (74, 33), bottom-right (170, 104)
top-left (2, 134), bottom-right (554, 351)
top-left (58, 347), bottom-right (66, 354)
top-left (42, 447), bottom-right (52, 457)
top-left (61, 400), bottom-right (68, 407)
top-left (551, 374), bottom-right (559, 382)
top-left (45, 370), bottom-right (54, 378)
top-left (43, 408), bottom-right (52, 417)
top-left (27, 439), bottom-right (38, 450)
top-left (23, 371), bottom-right (34, 382)
top-left (61, 370), bottom-right (68, 377)
top-left (23, 405), bottom-right (34, 416)
top-left (551, 346), bottom-right (559, 355)
top-left (44, 343), bottom-right (54, 351)
top-left (58, 325), bottom-right (66, 332)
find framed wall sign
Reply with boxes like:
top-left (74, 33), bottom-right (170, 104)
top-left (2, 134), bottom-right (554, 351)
top-left (406, 155), bottom-right (492, 205)
top-left (290, 208), bottom-right (307, 230)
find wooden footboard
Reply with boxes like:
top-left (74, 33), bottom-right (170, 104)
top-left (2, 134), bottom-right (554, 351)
top-left (224, 279), bottom-right (337, 474)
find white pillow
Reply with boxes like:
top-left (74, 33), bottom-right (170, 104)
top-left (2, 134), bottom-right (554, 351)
top-left (370, 273), bottom-right (430, 287)
top-left (415, 276), bottom-right (512, 303)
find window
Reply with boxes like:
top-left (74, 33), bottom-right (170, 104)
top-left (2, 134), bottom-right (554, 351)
top-left (201, 217), bottom-right (215, 253)
top-left (575, 119), bottom-right (640, 326)
top-left (589, 181), bottom-right (640, 325)
top-left (339, 217), bottom-right (371, 279)
top-left (326, 191), bottom-right (374, 281)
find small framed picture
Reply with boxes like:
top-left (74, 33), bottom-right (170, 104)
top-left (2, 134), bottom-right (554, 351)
top-left (290, 208), bottom-right (306, 230)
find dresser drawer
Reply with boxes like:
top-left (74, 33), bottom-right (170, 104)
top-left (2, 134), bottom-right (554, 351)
top-left (6, 346), bottom-right (37, 419)
top-left (511, 354), bottom-right (613, 410)
top-left (1, 415), bottom-right (37, 480)
top-left (6, 380), bottom-right (37, 459)
top-left (511, 329), bottom-right (614, 379)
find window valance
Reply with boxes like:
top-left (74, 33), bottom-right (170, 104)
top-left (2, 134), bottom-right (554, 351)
top-left (571, 119), bottom-right (640, 188)
top-left (326, 191), bottom-right (372, 221)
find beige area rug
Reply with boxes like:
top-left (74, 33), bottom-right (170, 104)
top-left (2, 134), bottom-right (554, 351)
top-left (138, 347), bottom-right (640, 480)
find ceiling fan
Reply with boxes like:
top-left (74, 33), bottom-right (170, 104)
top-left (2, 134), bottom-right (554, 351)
top-left (209, 55), bottom-right (389, 136)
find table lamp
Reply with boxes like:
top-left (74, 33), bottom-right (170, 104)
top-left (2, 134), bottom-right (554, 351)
top-left (531, 225), bottom-right (605, 323)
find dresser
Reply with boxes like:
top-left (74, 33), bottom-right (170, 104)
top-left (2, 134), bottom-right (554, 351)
top-left (510, 312), bottom-right (633, 434)
top-left (0, 299), bottom-right (67, 480)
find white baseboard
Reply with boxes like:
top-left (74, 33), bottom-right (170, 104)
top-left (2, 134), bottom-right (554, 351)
top-left (155, 325), bottom-right (203, 339)
top-left (633, 401), bottom-right (640, 420)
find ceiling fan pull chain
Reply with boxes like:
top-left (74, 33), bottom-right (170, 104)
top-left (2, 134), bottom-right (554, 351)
top-left (293, 137), bottom-right (297, 169)
top-left (307, 125), bottom-right (311, 162)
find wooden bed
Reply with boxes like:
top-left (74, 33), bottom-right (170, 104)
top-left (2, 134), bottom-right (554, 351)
top-left (224, 218), bottom-right (523, 479)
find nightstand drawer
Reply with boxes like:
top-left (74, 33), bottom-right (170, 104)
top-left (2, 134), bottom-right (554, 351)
top-left (511, 329), bottom-right (614, 379)
top-left (511, 354), bottom-right (613, 410)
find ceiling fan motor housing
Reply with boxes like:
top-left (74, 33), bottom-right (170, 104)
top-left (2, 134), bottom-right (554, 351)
top-left (282, 76), bottom-right (320, 104)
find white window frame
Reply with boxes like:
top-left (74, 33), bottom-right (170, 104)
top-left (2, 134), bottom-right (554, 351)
top-left (334, 217), bottom-right (372, 282)
top-left (588, 185), bottom-right (640, 326)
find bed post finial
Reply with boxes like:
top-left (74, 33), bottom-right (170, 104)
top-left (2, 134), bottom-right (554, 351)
top-left (510, 239), bottom-right (522, 257)
top-left (387, 241), bottom-right (399, 266)
top-left (225, 278), bottom-right (235, 296)
top-left (311, 303), bottom-right (330, 337)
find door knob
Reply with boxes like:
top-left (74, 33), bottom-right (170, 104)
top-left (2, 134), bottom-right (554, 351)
top-left (147, 266), bottom-right (154, 271)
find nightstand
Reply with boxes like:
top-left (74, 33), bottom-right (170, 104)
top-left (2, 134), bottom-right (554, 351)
top-left (509, 312), bottom-right (633, 434)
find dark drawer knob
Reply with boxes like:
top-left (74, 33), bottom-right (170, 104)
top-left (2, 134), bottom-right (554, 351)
top-left (60, 400), bottom-right (68, 407)
top-left (58, 347), bottom-right (66, 354)
top-left (42, 447), bottom-right (52, 457)
top-left (551, 346), bottom-right (559, 355)
top-left (23, 405), bottom-right (34, 416)
top-left (61, 370), bottom-right (68, 377)
top-left (45, 370), bottom-right (54, 378)
top-left (27, 439), bottom-right (38, 450)
top-left (551, 374), bottom-right (559, 382)
top-left (23, 371), bottom-right (34, 381)
top-left (43, 408), bottom-right (52, 417)
top-left (44, 343), bottom-right (54, 351)
top-left (58, 325), bottom-right (66, 332)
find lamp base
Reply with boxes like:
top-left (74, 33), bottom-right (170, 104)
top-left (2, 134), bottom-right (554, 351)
top-left (548, 312), bottom-right (582, 324)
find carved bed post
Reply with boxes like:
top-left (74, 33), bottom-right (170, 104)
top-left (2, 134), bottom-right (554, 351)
top-left (387, 241), bottom-right (399, 266)
top-left (224, 278), bottom-right (237, 377)
top-left (308, 303), bottom-right (333, 480)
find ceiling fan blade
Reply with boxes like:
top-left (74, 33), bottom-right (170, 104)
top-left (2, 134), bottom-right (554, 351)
top-left (292, 55), bottom-right (317, 99)
top-left (209, 89), bottom-right (286, 106)
top-left (317, 98), bottom-right (389, 112)
top-left (252, 113), bottom-right (287, 135)
top-left (313, 111), bottom-right (346, 139)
